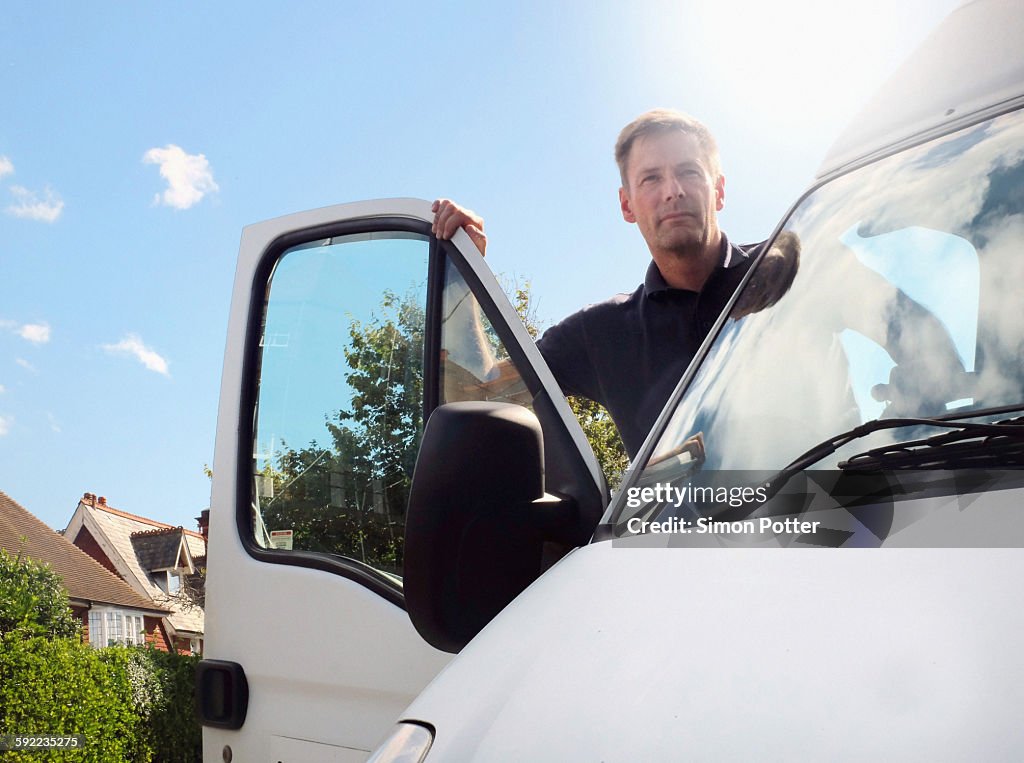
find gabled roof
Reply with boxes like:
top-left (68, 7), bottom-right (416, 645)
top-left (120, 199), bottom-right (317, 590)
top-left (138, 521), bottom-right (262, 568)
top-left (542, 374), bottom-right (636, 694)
top-left (131, 527), bottom-right (193, 572)
top-left (64, 494), bottom-right (205, 636)
top-left (0, 490), bottom-right (168, 615)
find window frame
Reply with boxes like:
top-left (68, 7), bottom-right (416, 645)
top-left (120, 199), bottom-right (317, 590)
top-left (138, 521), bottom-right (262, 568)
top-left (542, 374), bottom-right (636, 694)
top-left (88, 607), bottom-right (148, 648)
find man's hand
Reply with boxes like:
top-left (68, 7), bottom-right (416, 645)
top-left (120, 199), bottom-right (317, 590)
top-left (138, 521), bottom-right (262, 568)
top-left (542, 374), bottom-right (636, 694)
top-left (432, 198), bottom-right (487, 256)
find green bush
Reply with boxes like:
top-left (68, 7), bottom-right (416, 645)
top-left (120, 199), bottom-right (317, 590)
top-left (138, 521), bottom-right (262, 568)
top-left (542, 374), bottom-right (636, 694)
top-left (0, 548), bottom-right (78, 640)
top-left (0, 637), bottom-right (202, 762)
top-left (139, 647), bottom-right (202, 762)
top-left (0, 634), bottom-right (144, 761)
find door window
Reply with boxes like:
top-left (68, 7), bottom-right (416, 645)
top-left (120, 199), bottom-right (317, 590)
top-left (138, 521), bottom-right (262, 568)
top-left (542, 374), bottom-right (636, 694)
top-left (439, 258), bottom-right (530, 407)
top-left (252, 232), bottom-right (429, 579)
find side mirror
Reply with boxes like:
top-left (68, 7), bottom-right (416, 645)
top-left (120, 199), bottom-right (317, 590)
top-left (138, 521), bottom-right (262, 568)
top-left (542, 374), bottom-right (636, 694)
top-left (404, 402), bottom-right (577, 652)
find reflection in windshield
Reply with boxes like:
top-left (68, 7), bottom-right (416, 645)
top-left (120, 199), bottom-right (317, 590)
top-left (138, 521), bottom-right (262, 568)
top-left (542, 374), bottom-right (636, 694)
top-left (730, 231), bottom-right (801, 319)
top-left (617, 108), bottom-right (1024, 540)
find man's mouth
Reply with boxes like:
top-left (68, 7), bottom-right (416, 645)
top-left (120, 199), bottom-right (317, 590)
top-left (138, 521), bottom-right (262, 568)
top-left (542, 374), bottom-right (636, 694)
top-left (660, 211), bottom-right (696, 223)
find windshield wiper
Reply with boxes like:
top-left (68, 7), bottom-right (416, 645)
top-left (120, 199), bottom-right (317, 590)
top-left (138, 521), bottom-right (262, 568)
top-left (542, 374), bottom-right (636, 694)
top-left (838, 415), bottom-right (1024, 470)
top-left (765, 404), bottom-right (1024, 495)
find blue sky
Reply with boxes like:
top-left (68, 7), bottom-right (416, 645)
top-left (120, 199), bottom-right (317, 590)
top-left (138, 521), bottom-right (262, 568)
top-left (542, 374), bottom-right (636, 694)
top-left (0, 1), bottom-right (959, 532)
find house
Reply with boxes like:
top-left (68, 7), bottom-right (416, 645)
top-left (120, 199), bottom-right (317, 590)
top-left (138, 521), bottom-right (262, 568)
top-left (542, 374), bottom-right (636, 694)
top-left (0, 489), bottom-right (169, 647)
top-left (65, 492), bottom-right (206, 654)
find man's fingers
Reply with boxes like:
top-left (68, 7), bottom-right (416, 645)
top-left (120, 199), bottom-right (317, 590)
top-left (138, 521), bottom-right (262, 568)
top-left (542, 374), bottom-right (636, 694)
top-left (464, 223), bottom-right (487, 257)
top-left (431, 198), bottom-right (450, 237)
top-left (431, 198), bottom-right (484, 242)
top-left (432, 199), bottom-right (459, 239)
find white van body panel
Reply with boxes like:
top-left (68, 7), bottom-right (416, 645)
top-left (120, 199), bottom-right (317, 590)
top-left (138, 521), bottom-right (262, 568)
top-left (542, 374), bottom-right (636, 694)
top-left (402, 537), bottom-right (1024, 760)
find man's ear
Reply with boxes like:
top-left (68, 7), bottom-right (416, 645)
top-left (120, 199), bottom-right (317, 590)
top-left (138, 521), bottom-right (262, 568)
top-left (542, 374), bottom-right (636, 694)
top-left (715, 174), bottom-right (726, 212)
top-left (619, 187), bottom-right (636, 223)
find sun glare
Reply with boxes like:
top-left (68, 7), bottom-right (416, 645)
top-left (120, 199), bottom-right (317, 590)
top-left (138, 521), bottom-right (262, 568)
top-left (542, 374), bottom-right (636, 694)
top-left (651, 0), bottom-right (961, 133)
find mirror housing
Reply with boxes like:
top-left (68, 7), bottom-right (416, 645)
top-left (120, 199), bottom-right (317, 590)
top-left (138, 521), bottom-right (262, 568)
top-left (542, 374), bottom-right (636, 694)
top-left (404, 402), bottom-right (576, 652)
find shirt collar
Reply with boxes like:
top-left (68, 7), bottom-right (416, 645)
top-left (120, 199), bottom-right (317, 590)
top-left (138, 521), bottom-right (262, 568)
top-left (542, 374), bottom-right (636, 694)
top-left (643, 232), bottom-right (747, 298)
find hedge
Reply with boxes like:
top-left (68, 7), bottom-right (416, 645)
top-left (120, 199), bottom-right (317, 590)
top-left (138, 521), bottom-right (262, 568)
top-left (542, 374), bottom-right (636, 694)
top-left (0, 636), bottom-right (202, 762)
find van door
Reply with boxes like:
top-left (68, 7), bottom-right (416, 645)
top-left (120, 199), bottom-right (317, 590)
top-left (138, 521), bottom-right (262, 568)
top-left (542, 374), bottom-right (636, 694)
top-left (199, 198), bottom-right (606, 762)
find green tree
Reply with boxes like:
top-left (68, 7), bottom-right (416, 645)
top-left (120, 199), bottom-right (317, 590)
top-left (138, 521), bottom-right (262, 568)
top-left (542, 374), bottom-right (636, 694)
top-left (0, 547), bottom-right (78, 640)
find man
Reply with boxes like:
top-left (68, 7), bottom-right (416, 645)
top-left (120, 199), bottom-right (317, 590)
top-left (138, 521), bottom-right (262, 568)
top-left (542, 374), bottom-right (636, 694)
top-left (433, 109), bottom-right (759, 458)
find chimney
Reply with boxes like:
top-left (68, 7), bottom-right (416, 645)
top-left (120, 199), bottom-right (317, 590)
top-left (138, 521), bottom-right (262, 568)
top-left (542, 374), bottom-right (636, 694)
top-left (98, 496), bottom-right (107, 506)
top-left (197, 509), bottom-right (210, 543)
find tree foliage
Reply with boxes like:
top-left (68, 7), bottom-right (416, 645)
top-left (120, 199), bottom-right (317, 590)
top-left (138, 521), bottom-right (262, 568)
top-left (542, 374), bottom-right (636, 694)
top-left (0, 547), bottom-right (79, 640)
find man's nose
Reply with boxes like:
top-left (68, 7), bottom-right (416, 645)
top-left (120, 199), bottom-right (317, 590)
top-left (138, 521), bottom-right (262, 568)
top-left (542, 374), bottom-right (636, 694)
top-left (664, 175), bottom-right (686, 199)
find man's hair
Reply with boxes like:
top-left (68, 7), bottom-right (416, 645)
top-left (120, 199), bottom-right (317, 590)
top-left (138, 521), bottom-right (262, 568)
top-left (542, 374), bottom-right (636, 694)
top-left (614, 109), bottom-right (721, 188)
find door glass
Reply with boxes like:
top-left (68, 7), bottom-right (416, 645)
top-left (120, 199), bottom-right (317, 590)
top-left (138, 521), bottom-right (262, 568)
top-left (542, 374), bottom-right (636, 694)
top-left (252, 232), bottom-right (428, 580)
top-left (439, 259), bottom-right (530, 407)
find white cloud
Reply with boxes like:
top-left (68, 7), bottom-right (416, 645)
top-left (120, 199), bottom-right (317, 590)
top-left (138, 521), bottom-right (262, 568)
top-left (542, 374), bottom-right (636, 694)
top-left (6, 185), bottom-right (64, 222)
top-left (102, 333), bottom-right (170, 376)
top-left (0, 415), bottom-right (11, 437)
top-left (0, 384), bottom-right (6, 394)
top-left (15, 358), bottom-right (36, 372)
top-left (17, 322), bottom-right (50, 344)
top-left (1, 319), bottom-right (51, 344)
top-left (47, 412), bottom-right (61, 433)
top-left (143, 144), bottom-right (218, 210)
top-left (0, 156), bottom-right (13, 180)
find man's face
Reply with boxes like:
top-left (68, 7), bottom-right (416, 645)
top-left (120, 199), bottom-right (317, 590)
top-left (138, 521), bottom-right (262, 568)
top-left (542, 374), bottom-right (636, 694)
top-left (619, 131), bottom-right (725, 259)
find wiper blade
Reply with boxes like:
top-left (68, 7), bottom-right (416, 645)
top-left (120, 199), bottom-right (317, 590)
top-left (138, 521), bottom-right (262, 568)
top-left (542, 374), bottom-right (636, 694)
top-left (839, 416), bottom-right (1024, 471)
top-left (766, 406), bottom-right (1024, 495)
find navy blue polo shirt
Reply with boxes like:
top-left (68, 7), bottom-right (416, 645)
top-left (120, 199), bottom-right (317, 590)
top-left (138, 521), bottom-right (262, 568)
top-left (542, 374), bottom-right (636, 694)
top-left (537, 234), bottom-right (758, 458)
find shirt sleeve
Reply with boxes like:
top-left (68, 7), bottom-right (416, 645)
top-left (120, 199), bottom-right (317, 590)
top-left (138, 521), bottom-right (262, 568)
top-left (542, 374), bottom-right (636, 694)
top-left (535, 311), bottom-right (598, 401)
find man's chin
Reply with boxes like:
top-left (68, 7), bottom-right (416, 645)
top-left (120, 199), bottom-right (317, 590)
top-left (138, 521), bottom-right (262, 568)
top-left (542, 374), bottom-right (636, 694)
top-left (659, 233), bottom-right (705, 257)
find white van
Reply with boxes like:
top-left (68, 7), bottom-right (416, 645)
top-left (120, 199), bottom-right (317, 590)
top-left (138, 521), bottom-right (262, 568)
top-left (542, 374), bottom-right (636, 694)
top-left (199, 1), bottom-right (1024, 759)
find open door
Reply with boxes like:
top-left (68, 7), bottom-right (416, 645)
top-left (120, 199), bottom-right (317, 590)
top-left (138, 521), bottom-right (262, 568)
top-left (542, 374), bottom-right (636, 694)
top-left (200, 199), bottom-right (605, 762)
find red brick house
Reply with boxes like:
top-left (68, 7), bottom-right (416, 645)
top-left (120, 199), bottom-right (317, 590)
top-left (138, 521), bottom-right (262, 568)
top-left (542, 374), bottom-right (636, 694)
top-left (64, 493), bottom-right (206, 654)
top-left (0, 489), bottom-right (169, 647)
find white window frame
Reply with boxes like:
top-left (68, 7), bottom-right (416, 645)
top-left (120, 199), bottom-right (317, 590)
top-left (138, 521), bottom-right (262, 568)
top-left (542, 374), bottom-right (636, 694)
top-left (87, 607), bottom-right (149, 648)
top-left (153, 567), bottom-right (185, 595)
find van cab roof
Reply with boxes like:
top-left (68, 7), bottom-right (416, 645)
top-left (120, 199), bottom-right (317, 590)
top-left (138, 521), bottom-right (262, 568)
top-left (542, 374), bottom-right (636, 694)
top-left (818, 0), bottom-right (1024, 179)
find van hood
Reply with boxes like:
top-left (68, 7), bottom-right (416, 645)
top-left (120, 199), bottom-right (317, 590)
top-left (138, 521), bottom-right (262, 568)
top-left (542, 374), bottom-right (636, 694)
top-left (399, 540), bottom-right (1024, 761)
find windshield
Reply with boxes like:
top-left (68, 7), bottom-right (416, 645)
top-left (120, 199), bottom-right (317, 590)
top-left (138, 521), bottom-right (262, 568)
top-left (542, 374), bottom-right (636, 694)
top-left (612, 108), bottom-right (1024, 543)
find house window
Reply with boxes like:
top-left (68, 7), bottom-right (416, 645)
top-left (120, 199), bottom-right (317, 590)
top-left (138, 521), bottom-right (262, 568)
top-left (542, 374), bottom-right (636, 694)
top-left (125, 615), bottom-right (146, 645)
top-left (88, 608), bottom-right (148, 648)
top-left (106, 611), bottom-right (122, 643)
top-left (154, 569), bottom-right (183, 595)
top-left (88, 611), bottom-right (102, 647)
